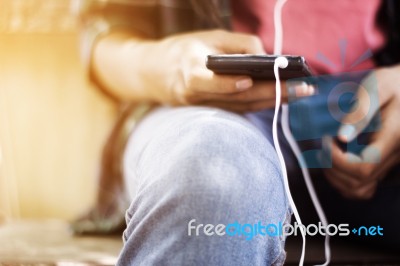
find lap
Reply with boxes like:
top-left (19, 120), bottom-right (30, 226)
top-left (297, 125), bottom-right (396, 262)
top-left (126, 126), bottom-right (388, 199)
top-left (123, 106), bottom-right (281, 199)
top-left (123, 105), bottom-right (400, 248)
top-left (120, 106), bottom-right (289, 265)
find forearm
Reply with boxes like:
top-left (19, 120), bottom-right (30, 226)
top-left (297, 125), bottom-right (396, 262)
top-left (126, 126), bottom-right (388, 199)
top-left (90, 29), bottom-right (296, 113)
top-left (92, 31), bottom-right (162, 103)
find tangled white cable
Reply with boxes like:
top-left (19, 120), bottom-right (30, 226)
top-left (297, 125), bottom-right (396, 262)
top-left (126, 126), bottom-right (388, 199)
top-left (272, 0), bottom-right (331, 265)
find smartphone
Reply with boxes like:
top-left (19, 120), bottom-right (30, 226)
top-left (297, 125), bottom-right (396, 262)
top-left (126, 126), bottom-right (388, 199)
top-left (206, 54), bottom-right (313, 80)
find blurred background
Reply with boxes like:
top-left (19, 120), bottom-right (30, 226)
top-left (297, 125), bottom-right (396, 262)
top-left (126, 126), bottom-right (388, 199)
top-left (0, 0), bottom-right (117, 221)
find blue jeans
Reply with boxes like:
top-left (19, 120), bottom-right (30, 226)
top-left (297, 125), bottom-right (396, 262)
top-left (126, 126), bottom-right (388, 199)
top-left (118, 106), bottom-right (291, 266)
top-left (117, 105), bottom-right (400, 265)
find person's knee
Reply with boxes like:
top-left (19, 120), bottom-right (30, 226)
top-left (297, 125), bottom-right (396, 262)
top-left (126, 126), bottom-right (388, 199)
top-left (138, 108), bottom-right (279, 168)
top-left (133, 107), bottom-right (286, 220)
top-left (122, 108), bottom-right (289, 265)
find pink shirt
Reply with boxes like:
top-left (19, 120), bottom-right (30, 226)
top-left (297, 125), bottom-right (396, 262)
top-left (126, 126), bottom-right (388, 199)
top-left (232, 0), bottom-right (385, 75)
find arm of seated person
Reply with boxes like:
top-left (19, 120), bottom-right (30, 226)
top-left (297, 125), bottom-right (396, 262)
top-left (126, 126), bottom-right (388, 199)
top-left (92, 29), bottom-right (313, 112)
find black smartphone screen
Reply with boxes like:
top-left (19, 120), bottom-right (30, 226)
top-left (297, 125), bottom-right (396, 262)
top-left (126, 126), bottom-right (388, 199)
top-left (206, 54), bottom-right (313, 80)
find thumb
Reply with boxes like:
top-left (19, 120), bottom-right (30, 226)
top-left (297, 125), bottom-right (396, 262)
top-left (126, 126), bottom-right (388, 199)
top-left (213, 31), bottom-right (266, 54)
top-left (337, 73), bottom-right (380, 143)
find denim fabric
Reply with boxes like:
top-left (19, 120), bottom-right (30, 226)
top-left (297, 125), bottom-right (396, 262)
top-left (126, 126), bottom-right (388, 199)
top-left (119, 106), bottom-right (291, 266)
top-left (118, 104), bottom-right (400, 265)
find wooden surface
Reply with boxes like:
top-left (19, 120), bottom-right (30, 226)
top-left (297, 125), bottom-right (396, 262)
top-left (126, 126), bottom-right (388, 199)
top-left (0, 220), bottom-right (122, 265)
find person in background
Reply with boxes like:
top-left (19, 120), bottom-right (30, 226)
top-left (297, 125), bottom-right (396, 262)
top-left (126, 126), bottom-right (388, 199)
top-left (73, 0), bottom-right (400, 265)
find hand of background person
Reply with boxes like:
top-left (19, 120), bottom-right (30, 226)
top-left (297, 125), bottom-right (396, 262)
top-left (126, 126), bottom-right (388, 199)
top-left (323, 65), bottom-right (400, 199)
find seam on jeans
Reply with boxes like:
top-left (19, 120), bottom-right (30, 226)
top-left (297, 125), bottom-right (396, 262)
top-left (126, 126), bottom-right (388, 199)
top-left (271, 207), bottom-right (292, 266)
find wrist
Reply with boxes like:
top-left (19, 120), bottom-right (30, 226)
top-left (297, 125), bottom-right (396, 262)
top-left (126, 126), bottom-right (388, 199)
top-left (123, 36), bottom-right (180, 104)
top-left (94, 31), bottom-right (163, 103)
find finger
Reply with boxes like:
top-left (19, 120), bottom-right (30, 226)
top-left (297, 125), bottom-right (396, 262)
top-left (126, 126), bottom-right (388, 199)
top-left (286, 81), bottom-right (316, 99)
top-left (369, 153), bottom-right (398, 182)
top-left (192, 81), bottom-right (276, 102)
top-left (354, 104), bottom-right (400, 178)
top-left (328, 132), bottom-right (390, 183)
top-left (324, 170), bottom-right (354, 197)
top-left (186, 68), bottom-right (254, 95)
top-left (348, 181), bottom-right (378, 200)
top-left (198, 81), bottom-right (280, 103)
top-left (323, 136), bottom-right (362, 175)
top-left (328, 136), bottom-right (381, 182)
top-left (193, 79), bottom-right (314, 103)
top-left (360, 104), bottom-right (398, 164)
top-left (324, 167), bottom-right (365, 191)
top-left (338, 73), bottom-right (381, 142)
top-left (201, 100), bottom-right (275, 113)
top-left (324, 157), bottom-right (397, 199)
top-left (325, 171), bottom-right (378, 200)
top-left (358, 182), bottom-right (378, 200)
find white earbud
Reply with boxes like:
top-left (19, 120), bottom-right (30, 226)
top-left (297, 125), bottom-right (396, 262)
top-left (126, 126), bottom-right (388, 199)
top-left (275, 56), bottom-right (289, 69)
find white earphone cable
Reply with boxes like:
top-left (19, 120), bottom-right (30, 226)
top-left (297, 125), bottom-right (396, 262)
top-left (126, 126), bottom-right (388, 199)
top-left (272, 0), bottom-right (331, 265)
top-left (273, 57), bottom-right (306, 266)
top-left (281, 105), bottom-right (331, 266)
top-left (273, 2), bottom-right (305, 266)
